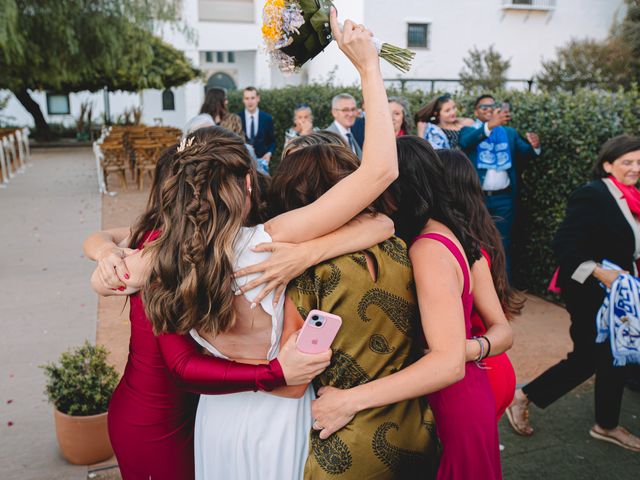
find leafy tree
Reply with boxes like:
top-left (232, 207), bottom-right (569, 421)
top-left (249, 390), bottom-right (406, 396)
top-left (614, 0), bottom-right (640, 83)
top-left (0, 1), bottom-right (199, 139)
top-left (459, 46), bottom-right (511, 92)
top-left (537, 0), bottom-right (639, 91)
top-left (537, 38), bottom-right (629, 92)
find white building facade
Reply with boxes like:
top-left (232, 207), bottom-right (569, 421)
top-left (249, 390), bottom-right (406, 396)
top-left (1, 0), bottom-right (625, 129)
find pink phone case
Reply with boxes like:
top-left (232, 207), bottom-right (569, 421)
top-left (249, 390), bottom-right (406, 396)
top-left (296, 309), bottom-right (342, 354)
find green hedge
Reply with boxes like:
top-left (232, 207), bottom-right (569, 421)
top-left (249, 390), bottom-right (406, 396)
top-left (229, 85), bottom-right (640, 295)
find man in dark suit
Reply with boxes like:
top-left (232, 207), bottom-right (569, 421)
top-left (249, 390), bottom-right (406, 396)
top-left (459, 94), bottom-right (541, 276)
top-left (239, 87), bottom-right (276, 166)
top-left (325, 93), bottom-right (362, 159)
top-left (351, 99), bottom-right (365, 149)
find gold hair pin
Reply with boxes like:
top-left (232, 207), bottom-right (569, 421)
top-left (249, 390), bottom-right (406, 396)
top-left (177, 136), bottom-right (194, 153)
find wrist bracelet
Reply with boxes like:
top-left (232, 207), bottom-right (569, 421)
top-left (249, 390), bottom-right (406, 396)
top-left (472, 336), bottom-right (484, 362)
top-left (481, 335), bottom-right (492, 358)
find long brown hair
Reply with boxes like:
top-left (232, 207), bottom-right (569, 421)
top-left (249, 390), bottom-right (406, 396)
top-left (414, 94), bottom-right (452, 125)
top-left (200, 87), bottom-right (228, 123)
top-left (142, 126), bottom-right (266, 335)
top-left (270, 132), bottom-right (394, 216)
top-left (438, 149), bottom-right (524, 319)
top-left (129, 145), bottom-right (178, 250)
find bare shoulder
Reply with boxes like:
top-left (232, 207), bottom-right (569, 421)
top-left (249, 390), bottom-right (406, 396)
top-left (409, 221), bottom-right (467, 290)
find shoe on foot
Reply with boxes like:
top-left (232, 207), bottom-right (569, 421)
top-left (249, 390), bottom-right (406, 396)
top-left (589, 425), bottom-right (640, 452)
top-left (505, 389), bottom-right (533, 436)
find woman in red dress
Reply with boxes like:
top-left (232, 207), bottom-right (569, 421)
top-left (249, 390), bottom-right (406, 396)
top-left (439, 148), bottom-right (523, 418)
top-left (84, 147), bottom-right (330, 480)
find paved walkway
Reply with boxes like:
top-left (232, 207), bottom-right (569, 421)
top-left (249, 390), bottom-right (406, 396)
top-left (0, 148), bottom-right (100, 480)
top-left (500, 384), bottom-right (640, 478)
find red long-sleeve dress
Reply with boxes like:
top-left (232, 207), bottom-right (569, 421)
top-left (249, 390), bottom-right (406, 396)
top-left (107, 232), bottom-right (286, 480)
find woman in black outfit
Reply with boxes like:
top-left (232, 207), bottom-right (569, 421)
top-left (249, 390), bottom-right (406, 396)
top-left (507, 135), bottom-right (640, 452)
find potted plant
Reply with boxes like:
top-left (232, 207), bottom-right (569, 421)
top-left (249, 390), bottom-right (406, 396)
top-left (75, 101), bottom-right (92, 141)
top-left (41, 341), bottom-right (119, 465)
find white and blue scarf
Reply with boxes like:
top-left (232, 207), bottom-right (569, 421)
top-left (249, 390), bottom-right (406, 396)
top-left (473, 119), bottom-right (512, 171)
top-left (423, 123), bottom-right (450, 150)
top-left (596, 260), bottom-right (640, 366)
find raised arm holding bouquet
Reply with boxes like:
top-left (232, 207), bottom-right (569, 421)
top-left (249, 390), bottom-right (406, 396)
top-left (263, 0), bottom-right (415, 73)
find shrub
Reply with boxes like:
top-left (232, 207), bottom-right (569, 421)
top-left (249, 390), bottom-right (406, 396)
top-left (537, 38), bottom-right (630, 92)
top-left (459, 46), bottom-right (511, 93)
top-left (41, 342), bottom-right (119, 416)
top-left (228, 84), bottom-right (640, 296)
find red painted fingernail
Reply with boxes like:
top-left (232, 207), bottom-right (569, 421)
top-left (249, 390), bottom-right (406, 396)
top-left (124, 273), bottom-right (130, 279)
top-left (118, 286), bottom-right (125, 291)
top-left (111, 288), bottom-right (118, 291)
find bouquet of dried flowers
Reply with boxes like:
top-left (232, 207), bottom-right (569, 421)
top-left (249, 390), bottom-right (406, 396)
top-left (262, 0), bottom-right (415, 73)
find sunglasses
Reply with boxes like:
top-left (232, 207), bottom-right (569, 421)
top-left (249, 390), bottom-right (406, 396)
top-left (478, 104), bottom-right (497, 111)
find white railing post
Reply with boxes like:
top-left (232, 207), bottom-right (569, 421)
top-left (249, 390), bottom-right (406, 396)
top-left (2, 137), bottom-right (16, 179)
top-left (94, 141), bottom-right (108, 194)
top-left (21, 128), bottom-right (31, 166)
top-left (14, 130), bottom-right (26, 172)
top-left (0, 142), bottom-right (8, 187)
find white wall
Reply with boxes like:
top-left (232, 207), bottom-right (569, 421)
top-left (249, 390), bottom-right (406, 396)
top-left (1, 89), bottom-right (140, 128)
top-left (365, 0), bottom-right (624, 84)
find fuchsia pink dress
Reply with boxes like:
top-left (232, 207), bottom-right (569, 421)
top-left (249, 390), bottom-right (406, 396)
top-left (413, 233), bottom-right (502, 480)
top-left (107, 232), bottom-right (286, 480)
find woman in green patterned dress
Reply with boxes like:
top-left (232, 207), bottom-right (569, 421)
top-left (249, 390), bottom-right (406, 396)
top-left (269, 133), bottom-right (439, 480)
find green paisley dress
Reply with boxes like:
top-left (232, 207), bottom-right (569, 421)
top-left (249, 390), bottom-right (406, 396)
top-left (287, 237), bottom-right (439, 480)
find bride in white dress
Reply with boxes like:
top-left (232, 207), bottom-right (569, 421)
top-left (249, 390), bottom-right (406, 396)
top-left (191, 225), bottom-right (314, 479)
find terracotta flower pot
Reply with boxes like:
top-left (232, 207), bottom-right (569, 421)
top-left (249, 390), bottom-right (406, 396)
top-left (53, 409), bottom-right (114, 465)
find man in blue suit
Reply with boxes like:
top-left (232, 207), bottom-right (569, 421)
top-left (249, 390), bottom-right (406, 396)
top-left (239, 87), bottom-right (276, 167)
top-left (459, 94), bottom-right (541, 277)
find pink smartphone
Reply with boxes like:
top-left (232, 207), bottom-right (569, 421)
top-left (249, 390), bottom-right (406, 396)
top-left (296, 309), bottom-right (342, 354)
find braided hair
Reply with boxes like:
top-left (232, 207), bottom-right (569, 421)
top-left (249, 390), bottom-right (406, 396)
top-left (143, 126), bottom-right (266, 335)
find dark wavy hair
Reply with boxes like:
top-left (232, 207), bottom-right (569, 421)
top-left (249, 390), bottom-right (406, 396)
top-left (389, 136), bottom-right (480, 265)
top-left (200, 87), bottom-right (228, 122)
top-left (142, 126), bottom-right (267, 335)
top-left (592, 134), bottom-right (640, 178)
top-left (270, 132), bottom-right (394, 217)
top-left (414, 94), bottom-right (452, 125)
top-left (129, 145), bottom-right (178, 250)
top-left (438, 149), bottom-right (524, 319)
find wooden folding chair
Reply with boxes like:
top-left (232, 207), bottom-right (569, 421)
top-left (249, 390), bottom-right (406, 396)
top-left (132, 140), bottom-right (161, 190)
top-left (99, 142), bottom-right (128, 190)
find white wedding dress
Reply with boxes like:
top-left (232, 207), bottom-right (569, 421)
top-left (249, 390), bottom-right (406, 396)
top-left (191, 224), bottom-right (313, 480)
